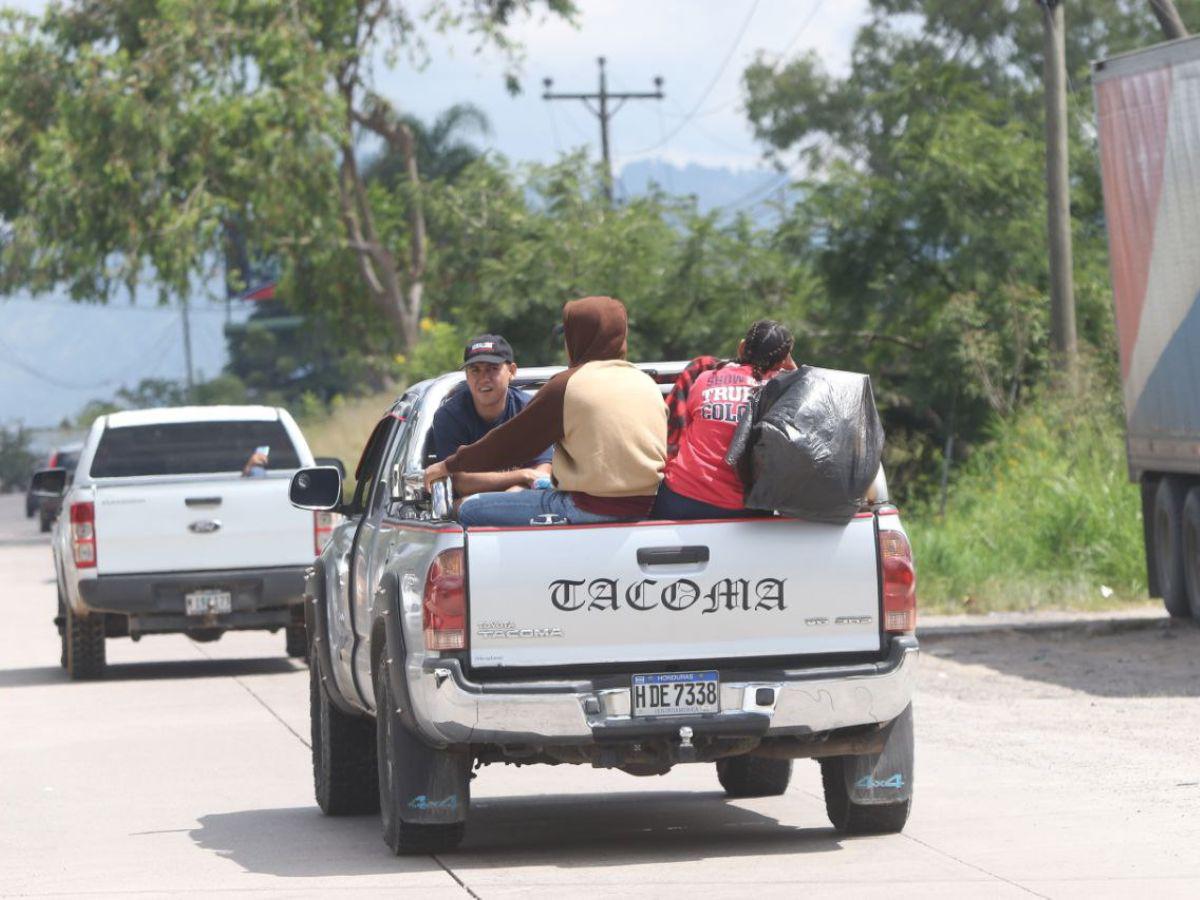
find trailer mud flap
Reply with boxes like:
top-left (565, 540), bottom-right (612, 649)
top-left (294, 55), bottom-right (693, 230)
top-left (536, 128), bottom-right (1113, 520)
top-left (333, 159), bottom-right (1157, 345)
top-left (843, 704), bottom-right (914, 805)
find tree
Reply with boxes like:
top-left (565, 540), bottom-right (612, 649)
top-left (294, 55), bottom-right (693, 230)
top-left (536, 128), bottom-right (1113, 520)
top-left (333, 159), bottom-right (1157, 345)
top-left (365, 103), bottom-right (492, 188)
top-left (0, 1), bottom-right (573, 351)
top-left (738, 0), bottom-right (1199, 499)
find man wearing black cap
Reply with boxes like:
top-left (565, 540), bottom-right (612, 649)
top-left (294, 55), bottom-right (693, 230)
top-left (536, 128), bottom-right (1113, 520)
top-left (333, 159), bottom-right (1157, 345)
top-left (429, 334), bottom-right (553, 498)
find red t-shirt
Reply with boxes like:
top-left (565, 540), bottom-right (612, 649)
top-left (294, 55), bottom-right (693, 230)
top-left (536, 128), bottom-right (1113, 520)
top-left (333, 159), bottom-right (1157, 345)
top-left (663, 363), bottom-right (761, 510)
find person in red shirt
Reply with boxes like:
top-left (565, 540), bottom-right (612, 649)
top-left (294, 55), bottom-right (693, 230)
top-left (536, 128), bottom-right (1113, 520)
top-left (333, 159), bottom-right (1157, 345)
top-left (653, 320), bottom-right (795, 520)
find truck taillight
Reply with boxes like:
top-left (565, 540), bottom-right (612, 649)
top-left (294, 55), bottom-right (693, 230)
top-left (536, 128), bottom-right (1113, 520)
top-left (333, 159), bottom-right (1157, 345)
top-left (70, 501), bottom-right (97, 569)
top-left (313, 510), bottom-right (335, 556)
top-left (423, 549), bottom-right (466, 651)
top-left (879, 529), bottom-right (916, 633)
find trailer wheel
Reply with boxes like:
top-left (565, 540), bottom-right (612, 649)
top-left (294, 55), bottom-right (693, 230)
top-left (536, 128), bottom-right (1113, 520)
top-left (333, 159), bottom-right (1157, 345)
top-left (1153, 478), bottom-right (1190, 618)
top-left (375, 656), bottom-right (469, 854)
top-left (716, 756), bottom-right (793, 797)
top-left (65, 604), bottom-right (106, 680)
top-left (1182, 487), bottom-right (1200, 622)
top-left (310, 656), bottom-right (378, 815)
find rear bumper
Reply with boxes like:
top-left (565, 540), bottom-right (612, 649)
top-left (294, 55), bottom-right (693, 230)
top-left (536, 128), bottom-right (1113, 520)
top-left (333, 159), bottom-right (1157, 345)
top-left (76, 566), bottom-right (308, 633)
top-left (407, 635), bottom-right (918, 746)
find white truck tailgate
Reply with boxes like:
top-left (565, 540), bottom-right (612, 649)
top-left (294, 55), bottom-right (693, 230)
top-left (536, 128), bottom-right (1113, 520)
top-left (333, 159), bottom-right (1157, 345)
top-left (94, 478), bottom-right (315, 574)
top-left (465, 517), bottom-right (881, 667)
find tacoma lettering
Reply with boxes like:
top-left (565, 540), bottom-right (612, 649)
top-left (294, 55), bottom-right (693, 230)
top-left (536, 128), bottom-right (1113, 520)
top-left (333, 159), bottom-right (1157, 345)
top-left (549, 577), bottom-right (786, 612)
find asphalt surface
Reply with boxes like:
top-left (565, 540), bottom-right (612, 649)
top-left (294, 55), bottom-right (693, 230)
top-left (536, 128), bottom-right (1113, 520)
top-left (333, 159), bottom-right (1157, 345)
top-left (2, 492), bottom-right (1199, 898)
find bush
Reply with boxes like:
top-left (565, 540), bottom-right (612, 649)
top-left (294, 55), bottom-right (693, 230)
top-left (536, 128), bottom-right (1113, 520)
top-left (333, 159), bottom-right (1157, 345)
top-left (906, 368), bottom-right (1145, 613)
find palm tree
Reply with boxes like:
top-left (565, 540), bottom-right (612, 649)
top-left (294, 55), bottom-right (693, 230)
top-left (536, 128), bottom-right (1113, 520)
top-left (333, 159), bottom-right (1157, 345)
top-left (365, 103), bottom-right (492, 188)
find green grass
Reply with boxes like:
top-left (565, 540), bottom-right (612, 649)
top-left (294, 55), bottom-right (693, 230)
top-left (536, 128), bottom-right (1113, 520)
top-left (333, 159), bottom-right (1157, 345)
top-left (905, 376), bottom-right (1148, 615)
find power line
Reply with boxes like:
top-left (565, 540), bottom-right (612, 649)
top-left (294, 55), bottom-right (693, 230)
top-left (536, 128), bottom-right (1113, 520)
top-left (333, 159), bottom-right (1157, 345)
top-left (691, 0), bottom-right (826, 120)
top-left (625, 0), bottom-right (761, 155)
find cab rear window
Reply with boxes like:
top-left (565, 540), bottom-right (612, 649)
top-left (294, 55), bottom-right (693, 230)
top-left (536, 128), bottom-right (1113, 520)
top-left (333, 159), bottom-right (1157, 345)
top-left (90, 421), bottom-right (300, 477)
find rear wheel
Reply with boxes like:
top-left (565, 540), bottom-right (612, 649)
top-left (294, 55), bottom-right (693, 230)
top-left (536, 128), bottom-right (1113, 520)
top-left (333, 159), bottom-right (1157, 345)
top-left (1154, 478), bottom-right (1191, 617)
top-left (1182, 487), bottom-right (1200, 623)
top-left (65, 604), bottom-right (106, 680)
top-left (39, 512), bottom-right (51, 533)
top-left (375, 656), bottom-right (469, 854)
top-left (310, 657), bottom-right (378, 815)
top-left (286, 624), bottom-right (308, 659)
top-left (716, 756), bottom-right (793, 797)
top-left (820, 705), bottom-right (913, 835)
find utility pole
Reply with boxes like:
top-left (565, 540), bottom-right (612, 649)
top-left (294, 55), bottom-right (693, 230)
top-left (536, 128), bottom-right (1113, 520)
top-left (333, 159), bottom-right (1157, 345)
top-left (1149, 0), bottom-right (1189, 39)
top-left (180, 296), bottom-right (195, 398)
top-left (543, 57), bottom-right (664, 203)
top-left (1037, 0), bottom-right (1077, 377)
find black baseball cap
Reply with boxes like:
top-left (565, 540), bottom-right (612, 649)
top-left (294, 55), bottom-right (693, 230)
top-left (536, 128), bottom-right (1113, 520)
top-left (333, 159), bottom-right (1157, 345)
top-left (462, 334), bottom-right (515, 367)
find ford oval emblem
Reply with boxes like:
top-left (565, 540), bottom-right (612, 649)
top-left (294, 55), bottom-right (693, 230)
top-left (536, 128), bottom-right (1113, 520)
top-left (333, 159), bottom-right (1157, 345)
top-left (188, 519), bottom-right (222, 534)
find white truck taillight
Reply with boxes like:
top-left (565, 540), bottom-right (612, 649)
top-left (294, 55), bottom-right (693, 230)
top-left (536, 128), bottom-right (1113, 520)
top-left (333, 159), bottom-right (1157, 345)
top-left (879, 528), bottom-right (916, 633)
top-left (423, 548), bottom-right (466, 651)
top-left (70, 501), bottom-right (97, 569)
top-left (313, 510), bottom-right (335, 556)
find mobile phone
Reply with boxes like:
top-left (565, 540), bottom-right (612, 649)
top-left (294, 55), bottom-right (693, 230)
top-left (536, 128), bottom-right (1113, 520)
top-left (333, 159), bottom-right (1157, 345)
top-left (255, 445), bottom-right (270, 459)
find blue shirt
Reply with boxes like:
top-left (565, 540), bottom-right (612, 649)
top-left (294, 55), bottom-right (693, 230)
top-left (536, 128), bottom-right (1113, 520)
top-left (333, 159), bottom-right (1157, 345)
top-left (431, 386), bottom-right (554, 467)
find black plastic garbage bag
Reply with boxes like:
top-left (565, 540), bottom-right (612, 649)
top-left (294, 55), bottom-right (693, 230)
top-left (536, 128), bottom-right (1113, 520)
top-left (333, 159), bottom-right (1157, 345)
top-left (725, 366), bottom-right (884, 524)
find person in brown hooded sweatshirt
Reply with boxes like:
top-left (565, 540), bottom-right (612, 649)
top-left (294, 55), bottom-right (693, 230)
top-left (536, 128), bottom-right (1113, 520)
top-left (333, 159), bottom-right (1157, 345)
top-left (423, 296), bottom-right (667, 526)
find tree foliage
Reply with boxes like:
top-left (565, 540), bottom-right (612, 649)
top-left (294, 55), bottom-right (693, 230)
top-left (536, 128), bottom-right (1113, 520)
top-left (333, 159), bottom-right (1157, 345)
top-left (740, 0), bottom-right (1200, 498)
top-left (0, 0), bottom-right (572, 343)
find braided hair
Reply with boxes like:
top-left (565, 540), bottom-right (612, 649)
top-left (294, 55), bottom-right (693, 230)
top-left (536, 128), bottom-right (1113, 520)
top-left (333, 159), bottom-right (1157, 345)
top-left (738, 319), bottom-right (794, 380)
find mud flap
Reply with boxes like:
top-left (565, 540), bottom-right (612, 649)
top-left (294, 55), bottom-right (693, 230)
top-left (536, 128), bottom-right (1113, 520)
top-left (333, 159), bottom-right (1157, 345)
top-left (842, 704), bottom-right (914, 805)
top-left (392, 718), bottom-right (472, 825)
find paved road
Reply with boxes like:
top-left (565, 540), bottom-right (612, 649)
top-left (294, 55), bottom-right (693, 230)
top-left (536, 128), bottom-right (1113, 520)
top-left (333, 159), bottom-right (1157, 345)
top-left (2, 492), bottom-right (1199, 898)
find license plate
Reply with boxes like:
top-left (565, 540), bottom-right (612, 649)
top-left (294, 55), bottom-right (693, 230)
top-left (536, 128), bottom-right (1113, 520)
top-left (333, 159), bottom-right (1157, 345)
top-left (632, 670), bottom-right (720, 717)
top-left (185, 590), bottom-right (232, 616)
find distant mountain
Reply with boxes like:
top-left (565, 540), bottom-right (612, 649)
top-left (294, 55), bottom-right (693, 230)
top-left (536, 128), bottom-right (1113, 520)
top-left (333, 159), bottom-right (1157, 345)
top-left (617, 159), bottom-right (796, 221)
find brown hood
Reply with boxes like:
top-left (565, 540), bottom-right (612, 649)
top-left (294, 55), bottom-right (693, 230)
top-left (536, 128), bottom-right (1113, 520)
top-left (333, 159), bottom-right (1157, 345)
top-left (563, 296), bottom-right (628, 366)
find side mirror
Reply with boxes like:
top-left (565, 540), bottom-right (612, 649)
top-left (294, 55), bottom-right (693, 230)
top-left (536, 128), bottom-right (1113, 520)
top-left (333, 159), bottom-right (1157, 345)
top-left (431, 478), bottom-right (454, 520)
top-left (314, 456), bottom-right (346, 479)
top-left (290, 466), bottom-right (342, 511)
top-left (32, 468), bottom-right (67, 498)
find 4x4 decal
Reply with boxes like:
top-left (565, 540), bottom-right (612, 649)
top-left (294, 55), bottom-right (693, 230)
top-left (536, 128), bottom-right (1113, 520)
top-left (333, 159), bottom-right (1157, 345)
top-left (855, 773), bottom-right (904, 790)
top-left (408, 794), bottom-right (458, 811)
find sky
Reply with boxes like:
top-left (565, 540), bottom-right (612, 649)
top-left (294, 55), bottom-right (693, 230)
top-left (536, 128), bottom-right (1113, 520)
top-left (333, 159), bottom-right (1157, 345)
top-left (0, 0), bottom-right (870, 429)
top-left (381, 0), bottom-right (868, 171)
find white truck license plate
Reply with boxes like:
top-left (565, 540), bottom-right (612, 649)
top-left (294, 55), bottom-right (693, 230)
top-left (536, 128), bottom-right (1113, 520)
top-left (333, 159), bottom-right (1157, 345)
top-left (185, 590), bottom-right (232, 616)
top-left (632, 670), bottom-right (720, 717)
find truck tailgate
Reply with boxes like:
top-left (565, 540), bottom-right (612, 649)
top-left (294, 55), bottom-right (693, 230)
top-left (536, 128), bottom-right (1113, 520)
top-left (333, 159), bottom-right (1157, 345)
top-left (465, 516), bottom-right (881, 668)
top-left (94, 477), bottom-right (315, 574)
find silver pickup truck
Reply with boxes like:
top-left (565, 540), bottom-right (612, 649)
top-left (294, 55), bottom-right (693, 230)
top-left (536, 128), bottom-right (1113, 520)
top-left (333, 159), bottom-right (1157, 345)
top-left (291, 363), bottom-right (918, 855)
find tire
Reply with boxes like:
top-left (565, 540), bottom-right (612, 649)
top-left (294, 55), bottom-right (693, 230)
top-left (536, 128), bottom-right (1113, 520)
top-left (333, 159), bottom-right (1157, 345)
top-left (39, 513), bottom-right (51, 533)
top-left (65, 604), bottom-right (106, 680)
top-left (375, 656), bottom-right (470, 854)
top-left (310, 657), bottom-right (379, 815)
top-left (1182, 487), bottom-right (1200, 623)
top-left (1153, 477), bottom-right (1191, 617)
top-left (26, 496), bottom-right (36, 518)
top-left (820, 704), bottom-right (914, 835)
top-left (57, 590), bottom-right (67, 668)
top-left (286, 624), bottom-right (308, 659)
top-left (716, 756), bottom-right (793, 797)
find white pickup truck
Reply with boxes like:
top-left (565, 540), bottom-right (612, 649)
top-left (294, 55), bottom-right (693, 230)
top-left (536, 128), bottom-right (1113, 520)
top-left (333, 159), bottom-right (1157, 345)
top-left (33, 406), bottom-right (333, 679)
top-left (290, 363), bottom-right (918, 855)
